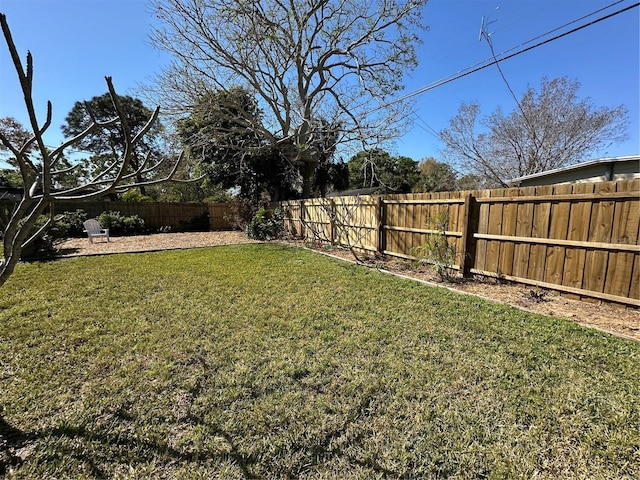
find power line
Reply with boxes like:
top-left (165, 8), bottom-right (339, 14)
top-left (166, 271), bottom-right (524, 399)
top-left (369, 2), bottom-right (639, 114)
top-left (484, 0), bottom-right (629, 58)
top-left (398, 1), bottom-right (638, 156)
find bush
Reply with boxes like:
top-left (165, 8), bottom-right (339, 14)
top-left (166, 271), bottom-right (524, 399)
top-left (18, 215), bottom-right (58, 259)
top-left (97, 211), bottom-right (146, 236)
top-left (410, 211), bottom-right (457, 282)
top-left (54, 209), bottom-right (88, 238)
top-left (246, 207), bottom-right (283, 240)
top-left (14, 210), bottom-right (87, 259)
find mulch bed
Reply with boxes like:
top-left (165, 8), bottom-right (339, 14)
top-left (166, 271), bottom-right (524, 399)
top-left (56, 231), bottom-right (260, 257)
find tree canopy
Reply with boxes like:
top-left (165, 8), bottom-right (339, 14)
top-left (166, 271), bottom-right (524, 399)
top-left (348, 149), bottom-right (419, 194)
top-left (62, 93), bottom-right (162, 157)
top-left (177, 88), bottom-right (298, 202)
top-left (150, 0), bottom-right (428, 197)
top-left (0, 117), bottom-right (32, 159)
top-left (178, 88), bottom-right (349, 201)
top-left (440, 77), bottom-right (629, 187)
top-left (415, 157), bottom-right (458, 193)
top-left (61, 93), bottom-right (164, 193)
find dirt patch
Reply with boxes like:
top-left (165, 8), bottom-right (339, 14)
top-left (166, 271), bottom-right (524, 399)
top-left (55, 232), bottom-right (638, 341)
top-left (289, 242), bottom-right (639, 342)
top-left (56, 231), bottom-right (260, 257)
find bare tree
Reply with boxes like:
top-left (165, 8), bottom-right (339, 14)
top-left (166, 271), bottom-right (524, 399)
top-left (440, 77), bottom-right (629, 187)
top-left (0, 13), bottom-right (196, 287)
top-left (149, 0), bottom-right (428, 197)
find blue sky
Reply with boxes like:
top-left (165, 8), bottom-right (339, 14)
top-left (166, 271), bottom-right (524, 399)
top-left (1, 0), bottom-right (638, 167)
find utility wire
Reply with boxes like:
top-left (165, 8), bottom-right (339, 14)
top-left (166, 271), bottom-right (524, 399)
top-left (368, 2), bottom-right (639, 114)
top-left (408, 1), bottom-right (635, 152)
top-left (486, 0), bottom-right (629, 60)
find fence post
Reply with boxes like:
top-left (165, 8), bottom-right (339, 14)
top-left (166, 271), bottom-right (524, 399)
top-left (328, 198), bottom-right (336, 245)
top-left (459, 193), bottom-right (474, 277)
top-left (377, 196), bottom-right (385, 254)
top-left (299, 200), bottom-right (306, 239)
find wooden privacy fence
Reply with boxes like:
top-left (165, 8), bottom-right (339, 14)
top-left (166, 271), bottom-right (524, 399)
top-left (51, 201), bottom-right (232, 231)
top-left (281, 179), bottom-right (640, 306)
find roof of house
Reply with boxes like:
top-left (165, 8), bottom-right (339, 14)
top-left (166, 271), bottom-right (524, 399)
top-left (509, 155), bottom-right (640, 185)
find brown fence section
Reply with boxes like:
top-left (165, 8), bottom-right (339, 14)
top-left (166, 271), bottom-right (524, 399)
top-left (282, 179), bottom-right (640, 306)
top-left (53, 201), bottom-right (232, 231)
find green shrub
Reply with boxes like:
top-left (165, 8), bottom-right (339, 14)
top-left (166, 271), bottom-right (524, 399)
top-left (54, 209), bottom-right (88, 238)
top-left (18, 215), bottom-right (58, 259)
top-left (98, 211), bottom-right (146, 235)
top-left (411, 210), bottom-right (457, 282)
top-left (246, 207), bottom-right (283, 240)
top-left (14, 210), bottom-right (88, 259)
top-left (122, 214), bottom-right (146, 234)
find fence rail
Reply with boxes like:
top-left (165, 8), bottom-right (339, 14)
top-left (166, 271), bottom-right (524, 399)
top-left (282, 179), bottom-right (640, 306)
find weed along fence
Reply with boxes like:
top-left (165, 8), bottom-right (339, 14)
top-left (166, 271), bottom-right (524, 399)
top-left (281, 179), bottom-right (640, 306)
top-left (52, 201), bottom-right (232, 231)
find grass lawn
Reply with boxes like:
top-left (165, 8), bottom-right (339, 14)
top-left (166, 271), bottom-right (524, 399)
top-left (0, 244), bottom-right (638, 479)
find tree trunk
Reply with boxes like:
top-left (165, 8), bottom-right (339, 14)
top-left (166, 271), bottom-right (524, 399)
top-left (301, 158), bottom-right (318, 198)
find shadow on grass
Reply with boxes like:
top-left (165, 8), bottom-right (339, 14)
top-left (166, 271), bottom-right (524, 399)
top-left (1, 386), bottom-right (405, 478)
top-left (17, 246), bottom-right (81, 263)
top-left (0, 411), bottom-right (260, 479)
top-left (0, 415), bottom-right (26, 474)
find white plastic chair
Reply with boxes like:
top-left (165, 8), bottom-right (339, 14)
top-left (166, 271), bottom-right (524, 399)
top-left (83, 219), bottom-right (110, 243)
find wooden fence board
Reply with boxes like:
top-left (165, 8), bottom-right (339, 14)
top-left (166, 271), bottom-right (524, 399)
top-left (407, 194), bottom-right (417, 254)
top-left (458, 193), bottom-right (472, 274)
top-left (386, 197), bottom-right (399, 254)
top-left (401, 195), bottom-right (412, 255)
top-left (611, 180), bottom-right (640, 245)
top-left (528, 186), bottom-right (553, 282)
top-left (631, 255), bottom-right (640, 300)
top-left (513, 190), bottom-right (534, 279)
top-left (449, 192), bottom-right (465, 269)
top-left (604, 244), bottom-right (635, 299)
top-left (544, 184), bottom-right (573, 285)
top-left (399, 196), bottom-right (410, 255)
top-left (475, 189), bottom-right (491, 272)
top-left (418, 198), bottom-right (429, 252)
top-left (583, 182), bottom-right (616, 293)
top-left (604, 181), bottom-right (640, 297)
top-left (562, 183), bottom-right (595, 292)
top-left (498, 188), bottom-right (520, 277)
top-left (485, 189), bottom-right (504, 274)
